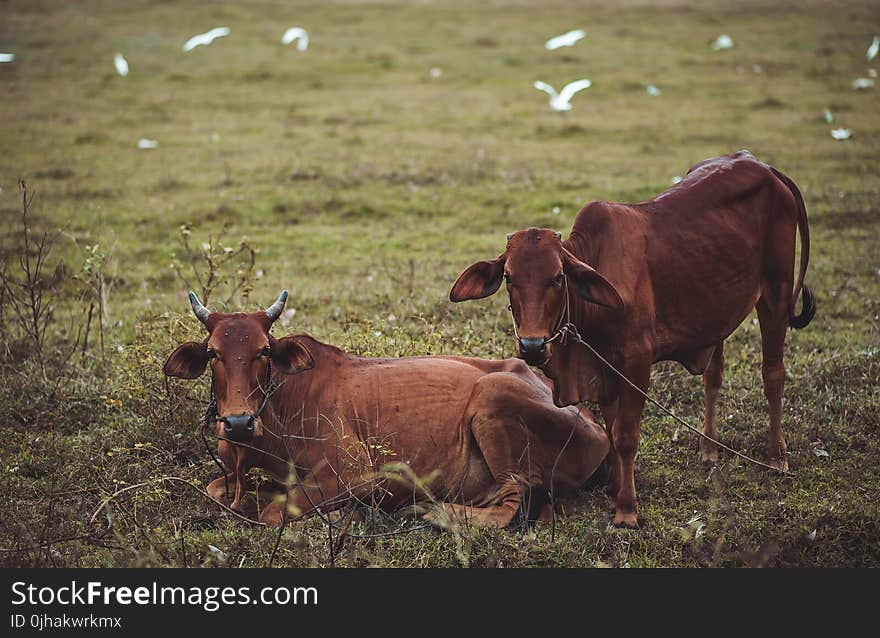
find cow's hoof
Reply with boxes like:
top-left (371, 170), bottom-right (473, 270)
top-left (259, 504), bottom-right (284, 527)
top-left (612, 511), bottom-right (639, 529)
top-left (700, 448), bottom-right (719, 465)
top-left (422, 505), bottom-right (455, 530)
top-left (522, 486), bottom-right (551, 523)
top-left (205, 480), bottom-right (233, 506)
top-left (768, 457), bottom-right (789, 473)
top-left (537, 502), bottom-right (555, 524)
top-left (205, 488), bottom-right (229, 507)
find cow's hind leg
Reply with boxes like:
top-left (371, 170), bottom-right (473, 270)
top-left (757, 293), bottom-right (790, 472)
top-left (437, 413), bottom-right (536, 529)
top-left (700, 343), bottom-right (724, 464)
top-left (434, 374), bottom-right (608, 529)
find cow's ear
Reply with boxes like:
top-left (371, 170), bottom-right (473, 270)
top-left (163, 341), bottom-right (210, 379)
top-left (271, 335), bottom-right (314, 375)
top-left (449, 254), bottom-right (506, 302)
top-left (562, 249), bottom-right (625, 312)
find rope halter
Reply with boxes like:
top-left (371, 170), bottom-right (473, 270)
top-left (508, 275), bottom-right (578, 346)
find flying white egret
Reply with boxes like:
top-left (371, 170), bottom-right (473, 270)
top-left (534, 79), bottom-right (592, 111)
top-left (646, 84), bottom-right (661, 96)
top-left (0, 53), bottom-right (15, 62)
top-left (830, 128), bottom-right (851, 140)
top-left (545, 29), bottom-right (585, 51)
top-left (279, 308), bottom-right (297, 328)
top-left (182, 27), bottom-right (230, 52)
top-left (711, 34), bottom-right (734, 50)
top-left (114, 53), bottom-right (128, 77)
top-left (281, 27), bottom-right (309, 51)
top-left (867, 35), bottom-right (879, 61)
top-left (853, 77), bottom-right (875, 89)
top-left (137, 138), bottom-right (159, 149)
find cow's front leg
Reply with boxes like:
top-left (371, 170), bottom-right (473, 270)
top-left (599, 399), bottom-right (619, 502)
top-left (259, 467), bottom-right (345, 527)
top-left (210, 439), bottom-right (257, 513)
top-left (611, 365), bottom-right (649, 529)
top-left (205, 473), bottom-right (236, 506)
top-left (207, 472), bottom-right (260, 518)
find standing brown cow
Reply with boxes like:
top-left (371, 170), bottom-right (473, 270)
top-left (163, 291), bottom-right (609, 527)
top-left (449, 151), bottom-right (815, 528)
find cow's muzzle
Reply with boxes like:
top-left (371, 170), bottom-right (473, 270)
top-left (518, 337), bottom-right (548, 366)
top-left (220, 414), bottom-right (255, 442)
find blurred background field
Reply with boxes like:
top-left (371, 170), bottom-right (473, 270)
top-left (0, 0), bottom-right (878, 567)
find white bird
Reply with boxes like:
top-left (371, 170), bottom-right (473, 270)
top-left (830, 128), bottom-right (851, 140)
top-left (823, 108), bottom-right (833, 123)
top-left (534, 79), bottom-right (592, 111)
top-left (137, 138), bottom-right (159, 149)
top-left (711, 34), bottom-right (734, 50)
top-left (0, 53), bottom-right (15, 63)
top-left (206, 544), bottom-right (227, 562)
top-left (867, 35), bottom-right (879, 61)
top-left (646, 84), bottom-right (661, 96)
top-left (113, 53), bottom-right (128, 77)
top-left (281, 27), bottom-right (309, 51)
top-left (853, 77), bottom-right (875, 89)
top-left (545, 29), bottom-right (585, 51)
top-left (182, 27), bottom-right (230, 52)
top-left (279, 308), bottom-right (297, 328)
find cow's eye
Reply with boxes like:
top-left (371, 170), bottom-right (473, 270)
top-left (260, 347), bottom-right (271, 357)
top-left (552, 274), bottom-right (564, 286)
top-left (206, 349), bottom-right (217, 360)
top-left (503, 273), bottom-right (512, 285)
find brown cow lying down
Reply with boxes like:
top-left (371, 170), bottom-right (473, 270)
top-left (163, 291), bottom-right (609, 528)
top-left (450, 150), bottom-right (815, 528)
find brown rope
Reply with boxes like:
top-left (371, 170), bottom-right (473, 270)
top-left (562, 323), bottom-right (794, 476)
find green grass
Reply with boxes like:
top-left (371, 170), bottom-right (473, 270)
top-left (0, 0), bottom-right (878, 567)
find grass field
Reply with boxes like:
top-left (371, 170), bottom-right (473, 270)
top-left (1, 0), bottom-right (878, 567)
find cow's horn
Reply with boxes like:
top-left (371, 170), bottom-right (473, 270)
top-left (265, 290), bottom-right (288, 322)
top-left (188, 291), bottom-right (210, 324)
top-left (555, 231), bottom-right (562, 240)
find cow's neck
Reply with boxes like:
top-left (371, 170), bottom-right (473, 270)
top-left (563, 231), bottom-right (617, 344)
top-left (256, 336), bottom-right (344, 473)
top-left (553, 232), bottom-right (621, 405)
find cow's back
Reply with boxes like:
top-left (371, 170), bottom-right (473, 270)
top-left (288, 353), bottom-right (538, 486)
top-left (569, 151), bottom-right (790, 360)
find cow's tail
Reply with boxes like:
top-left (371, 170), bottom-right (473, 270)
top-left (770, 166), bottom-right (815, 330)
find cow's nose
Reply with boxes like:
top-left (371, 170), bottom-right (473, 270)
top-left (518, 337), bottom-right (547, 365)
top-left (222, 414), bottom-right (255, 441)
